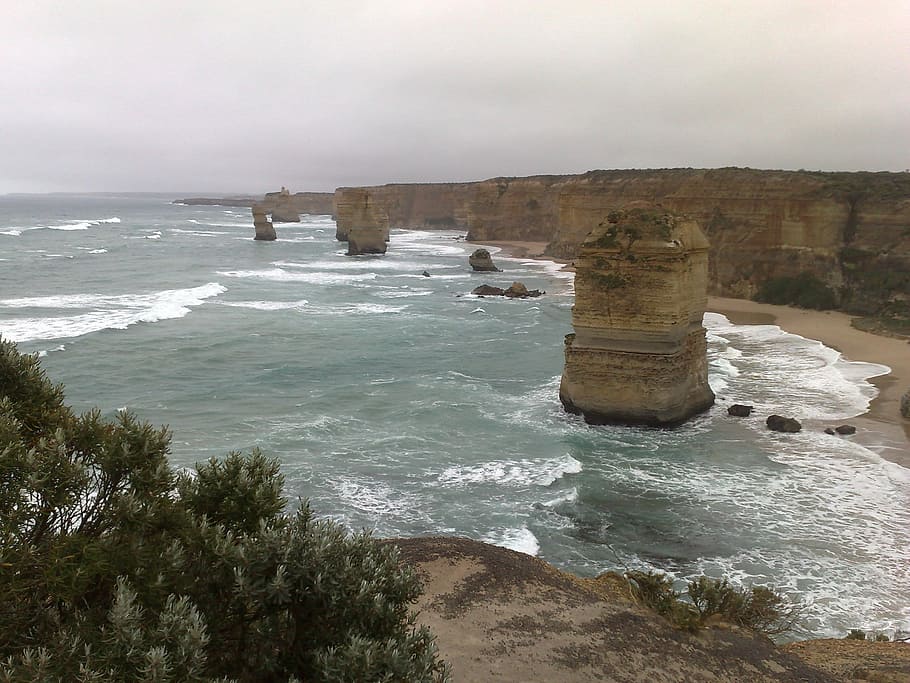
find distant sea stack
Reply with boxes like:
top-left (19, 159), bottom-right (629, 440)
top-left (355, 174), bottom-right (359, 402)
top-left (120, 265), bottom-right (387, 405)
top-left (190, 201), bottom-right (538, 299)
top-left (559, 206), bottom-right (715, 426)
top-left (342, 188), bottom-right (390, 255)
top-left (252, 204), bottom-right (276, 241)
top-left (263, 186), bottom-right (300, 223)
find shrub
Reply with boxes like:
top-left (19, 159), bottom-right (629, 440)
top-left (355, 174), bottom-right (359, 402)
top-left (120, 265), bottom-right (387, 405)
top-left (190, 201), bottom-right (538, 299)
top-left (626, 570), bottom-right (800, 637)
top-left (755, 272), bottom-right (838, 310)
top-left (0, 337), bottom-right (449, 682)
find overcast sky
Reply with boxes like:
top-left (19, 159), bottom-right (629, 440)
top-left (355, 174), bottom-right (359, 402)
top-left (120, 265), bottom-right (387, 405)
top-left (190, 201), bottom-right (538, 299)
top-left (1, 1), bottom-right (907, 193)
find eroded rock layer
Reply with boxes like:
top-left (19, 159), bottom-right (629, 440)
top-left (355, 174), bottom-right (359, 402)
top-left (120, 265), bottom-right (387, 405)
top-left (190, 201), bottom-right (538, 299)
top-left (560, 207), bottom-right (715, 426)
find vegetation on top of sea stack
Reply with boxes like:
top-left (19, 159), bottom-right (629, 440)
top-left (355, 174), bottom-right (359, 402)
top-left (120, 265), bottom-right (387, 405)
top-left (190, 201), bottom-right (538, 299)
top-left (0, 337), bottom-right (449, 683)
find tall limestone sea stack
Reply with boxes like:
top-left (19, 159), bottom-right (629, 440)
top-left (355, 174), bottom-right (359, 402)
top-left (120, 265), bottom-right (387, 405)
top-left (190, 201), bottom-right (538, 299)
top-left (342, 188), bottom-right (391, 255)
top-left (251, 204), bottom-right (276, 241)
top-left (560, 206), bottom-right (715, 426)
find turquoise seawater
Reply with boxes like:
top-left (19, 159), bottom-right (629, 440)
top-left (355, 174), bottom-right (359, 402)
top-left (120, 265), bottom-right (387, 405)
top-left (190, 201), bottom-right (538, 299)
top-left (1, 193), bottom-right (908, 638)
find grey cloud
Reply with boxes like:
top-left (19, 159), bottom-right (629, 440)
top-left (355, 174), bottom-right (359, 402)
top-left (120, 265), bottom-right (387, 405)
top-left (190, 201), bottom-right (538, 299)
top-left (1, 0), bottom-right (907, 192)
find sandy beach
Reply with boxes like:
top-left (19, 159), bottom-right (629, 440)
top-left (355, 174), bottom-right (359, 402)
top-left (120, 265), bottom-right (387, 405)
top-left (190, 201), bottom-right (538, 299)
top-left (476, 239), bottom-right (910, 467)
top-left (709, 296), bottom-right (910, 466)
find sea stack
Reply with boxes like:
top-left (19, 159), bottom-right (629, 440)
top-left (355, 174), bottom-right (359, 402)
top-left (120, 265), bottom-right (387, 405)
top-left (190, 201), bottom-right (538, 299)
top-left (264, 186), bottom-right (301, 223)
top-left (252, 204), bottom-right (277, 241)
top-left (343, 189), bottom-right (390, 255)
top-left (559, 206), bottom-right (715, 426)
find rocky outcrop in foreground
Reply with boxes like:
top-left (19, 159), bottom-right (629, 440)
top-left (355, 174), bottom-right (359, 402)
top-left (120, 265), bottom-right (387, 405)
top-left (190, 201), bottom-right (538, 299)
top-left (560, 207), bottom-right (715, 426)
top-left (393, 537), bottom-right (836, 683)
top-left (251, 204), bottom-right (276, 241)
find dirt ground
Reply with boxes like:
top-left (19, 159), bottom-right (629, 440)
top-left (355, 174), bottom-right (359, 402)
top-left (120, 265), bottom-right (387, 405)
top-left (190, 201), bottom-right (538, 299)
top-left (393, 536), bottom-right (852, 682)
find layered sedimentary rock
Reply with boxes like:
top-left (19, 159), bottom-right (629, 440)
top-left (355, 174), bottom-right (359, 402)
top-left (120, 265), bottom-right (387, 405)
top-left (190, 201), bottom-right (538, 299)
top-left (251, 204), bottom-right (276, 241)
top-left (559, 206), bottom-right (715, 426)
top-left (342, 188), bottom-right (390, 255)
top-left (331, 169), bottom-right (910, 321)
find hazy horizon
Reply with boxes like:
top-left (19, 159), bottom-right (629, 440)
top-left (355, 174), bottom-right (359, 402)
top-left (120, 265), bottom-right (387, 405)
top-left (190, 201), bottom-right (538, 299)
top-left (2, 1), bottom-right (908, 193)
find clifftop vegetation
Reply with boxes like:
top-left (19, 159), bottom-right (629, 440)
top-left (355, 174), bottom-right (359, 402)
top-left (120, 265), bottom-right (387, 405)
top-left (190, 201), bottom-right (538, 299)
top-left (0, 338), bottom-right (449, 682)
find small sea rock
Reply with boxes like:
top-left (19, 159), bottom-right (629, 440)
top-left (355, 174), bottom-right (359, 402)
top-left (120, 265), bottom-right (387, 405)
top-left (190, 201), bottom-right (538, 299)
top-left (469, 248), bottom-right (501, 272)
top-left (834, 424), bottom-right (856, 435)
top-left (766, 414), bottom-right (802, 433)
top-left (727, 404), bottom-right (753, 417)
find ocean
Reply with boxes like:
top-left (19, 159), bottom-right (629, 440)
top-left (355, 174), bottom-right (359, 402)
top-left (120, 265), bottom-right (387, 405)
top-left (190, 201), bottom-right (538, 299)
top-left (1, 193), bottom-right (908, 639)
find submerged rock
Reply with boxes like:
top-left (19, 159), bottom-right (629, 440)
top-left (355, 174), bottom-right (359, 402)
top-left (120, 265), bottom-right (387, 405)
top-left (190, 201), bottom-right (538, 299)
top-left (727, 404), bottom-right (753, 417)
top-left (469, 248), bottom-right (501, 272)
top-left (767, 415), bottom-right (802, 433)
top-left (901, 389), bottom-right (910, 419)
top-left (834, 424), bottom-right (856, 435)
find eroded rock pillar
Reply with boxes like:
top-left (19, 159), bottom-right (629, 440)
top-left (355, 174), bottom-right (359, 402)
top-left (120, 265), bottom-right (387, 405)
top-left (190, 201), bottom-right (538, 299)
top-left (559, 206), bottom-right (714, 426)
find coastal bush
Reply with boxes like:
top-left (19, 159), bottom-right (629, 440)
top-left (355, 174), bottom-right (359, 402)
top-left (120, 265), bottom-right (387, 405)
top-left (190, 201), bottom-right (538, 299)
top-left (626, 570), bottom-right (800, 637)
top-left (755, 272), bottom-right (837, 310)
top-left (0, 337), bottom-right (449, 682)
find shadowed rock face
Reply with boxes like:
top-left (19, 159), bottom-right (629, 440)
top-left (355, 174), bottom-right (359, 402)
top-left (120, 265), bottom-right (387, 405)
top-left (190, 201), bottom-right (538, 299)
top-left (251, 204), bottom-right (276, 241)
top-left (560, 206), bottom-right (715, 426)
top-left (341, 188), bottom-right (390, 255)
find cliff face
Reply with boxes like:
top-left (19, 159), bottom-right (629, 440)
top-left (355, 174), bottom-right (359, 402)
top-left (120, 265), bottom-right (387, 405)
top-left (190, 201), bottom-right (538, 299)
top-left (559, 207), bottom-right (715, 426)
top-left (333, 169), bottom-right (910, 321)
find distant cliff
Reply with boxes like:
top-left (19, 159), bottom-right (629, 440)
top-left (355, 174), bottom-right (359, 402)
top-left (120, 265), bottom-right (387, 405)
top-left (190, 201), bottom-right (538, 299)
top-left (175, 192), bottom-right (334, 215)
top-left (333, 169), bottom-right (910, 325)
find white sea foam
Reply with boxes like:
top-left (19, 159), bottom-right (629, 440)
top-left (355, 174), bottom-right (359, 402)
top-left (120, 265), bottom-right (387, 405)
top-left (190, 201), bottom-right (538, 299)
top-left (170, 227), bottom-right (231, 237)
top-left (217, 268), bottom-right (378, 285)
top-left (438, 454), bottom-right (582, 487)
top-left (0, 282), bottom-right (225, 342)
top-left (482, 525), bottom-right (540, 556)
top-left (704, 312), bottom-right (889, 420)
top-left (220, 299), bottom-right (309, 311)
top-left (1, 229), bottom-right (22, 236)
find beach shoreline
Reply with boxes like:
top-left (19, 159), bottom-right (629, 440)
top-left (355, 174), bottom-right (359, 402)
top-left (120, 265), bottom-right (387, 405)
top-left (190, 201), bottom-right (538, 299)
top-left (476, 239), bottom-right (910, 468)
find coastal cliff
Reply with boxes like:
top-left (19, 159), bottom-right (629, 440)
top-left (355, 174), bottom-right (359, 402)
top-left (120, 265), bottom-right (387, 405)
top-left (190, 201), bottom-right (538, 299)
top-left (175, 191), bottom-right (334, 215)
top-left (332, 169), bottom-right (910, 324)
top-left (559, 207), bottom-right (715, 426)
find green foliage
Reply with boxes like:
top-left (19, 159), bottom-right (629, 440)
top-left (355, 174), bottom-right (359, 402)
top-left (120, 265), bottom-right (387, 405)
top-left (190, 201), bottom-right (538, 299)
top-left (0, 337), bottom-right (449, 682)
top-left (755, 271), bottom-right (838, 310)
top-left (626, 571), bottom-right (801, 637)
